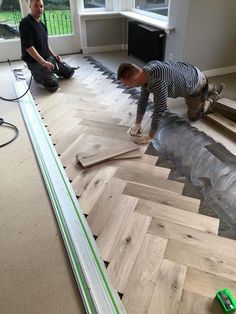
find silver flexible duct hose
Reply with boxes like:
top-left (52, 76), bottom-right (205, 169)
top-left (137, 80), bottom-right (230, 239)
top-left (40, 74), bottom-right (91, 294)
top-left (152, 112), bottom-right (236, 230)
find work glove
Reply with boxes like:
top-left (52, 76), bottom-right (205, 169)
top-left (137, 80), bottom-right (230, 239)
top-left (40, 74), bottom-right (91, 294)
top-left (132, 134), bottom-right (151, 145)
top-left (127, 122), bottom-right (142, 135)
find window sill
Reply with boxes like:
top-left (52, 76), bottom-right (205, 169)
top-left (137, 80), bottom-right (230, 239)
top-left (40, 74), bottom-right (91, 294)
top-left (120, 11), bottom-right (174, 33)
top-left (80, 11), bottom-right (120, 17)
top-left (79, 10), bottom-right (175, 33)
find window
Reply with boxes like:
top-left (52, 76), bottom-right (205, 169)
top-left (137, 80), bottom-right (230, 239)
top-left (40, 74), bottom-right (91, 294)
top-left (134, 0), bottom-right (169, 18)
top-left (83, 0), bottom-right (106, 9)
top-left (0, 0), bottom-right (21, 40)
top-left (42, 0), bottom-right (73, 36)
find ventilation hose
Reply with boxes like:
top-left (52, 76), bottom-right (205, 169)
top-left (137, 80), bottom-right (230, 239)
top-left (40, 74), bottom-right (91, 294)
top-left (152, 112), bottom-right (236, 228)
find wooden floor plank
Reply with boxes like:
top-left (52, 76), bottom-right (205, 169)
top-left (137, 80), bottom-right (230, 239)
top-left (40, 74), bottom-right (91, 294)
top-left (77, 137), bottom-right (138, 168)
top-left (73, 111), bottom-right (121, 124)
top-left (215, 97), bottom-right (236, 115)
top-left (81, 126), bottom-right (133, 142)
top-left (148, 218), bottom-right (236, 259)
top-left (147, 259), bottom-right (187, 314)
top-left (122, 235), bottom-right (168, 314)
top-left (86, 178), bottom-right (127, 237)
top-left (96, 195), bottom-right (138, 262)
top-left (55, 125), bottom-right (88, 155)
top-left (115, 160), bottom-right (170, 179)
top-left (184, 268), bottom-right (236, 298)
top-left (107, 211), bottom-right (151, 293)
top-left (71, 163), bottom-right (106, 197)
top-left (50, 120), bottom-right (80, 145)
top-left (205, 112), bottom-right (236, 139)
top-left (136, 199), bottom-right (219, 234)
top-left (78, 166), bottom-right (117, 215)
top-left (123, 182), bottom-right (198, 211)
top-left (60, 134), bottom-right (92, 168)
top-left (165, 239), bottom-right (236, 281)
top-left (178, 290), bottom-right (213, 314)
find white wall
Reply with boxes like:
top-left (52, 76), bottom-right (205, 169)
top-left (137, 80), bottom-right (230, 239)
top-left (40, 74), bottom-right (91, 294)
top-left (183, 0), bottom-right (236, 71)
top-left (166, 0), bottom-right (236, 72)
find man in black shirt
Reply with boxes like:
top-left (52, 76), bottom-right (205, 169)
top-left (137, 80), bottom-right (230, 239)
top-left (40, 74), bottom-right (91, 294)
top-left (19, 0), bottom-right (74, 92)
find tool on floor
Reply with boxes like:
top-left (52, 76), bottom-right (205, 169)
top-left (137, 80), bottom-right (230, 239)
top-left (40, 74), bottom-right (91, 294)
top-left (216, 288), bottom-right (236, 313)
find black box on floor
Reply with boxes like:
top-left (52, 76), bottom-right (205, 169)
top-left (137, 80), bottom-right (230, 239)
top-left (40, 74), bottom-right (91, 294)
top-left (128, 21), bottom-right (166, 62)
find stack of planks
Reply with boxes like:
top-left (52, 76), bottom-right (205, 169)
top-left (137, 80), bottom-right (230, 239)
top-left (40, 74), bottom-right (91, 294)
top-left (34, 54), bottom-right (236, 314)
top-left (205, 98), bottom-right (236, 140)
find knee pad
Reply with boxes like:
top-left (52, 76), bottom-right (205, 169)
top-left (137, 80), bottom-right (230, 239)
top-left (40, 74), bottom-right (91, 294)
top-left (43, 74), bottom-right (59, 92)
top-left (57, 61), bottom-right (75, 78)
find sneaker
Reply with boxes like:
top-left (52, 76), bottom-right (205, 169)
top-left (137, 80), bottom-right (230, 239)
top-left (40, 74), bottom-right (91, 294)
top-left (212, 83), bottom-right (225, 94)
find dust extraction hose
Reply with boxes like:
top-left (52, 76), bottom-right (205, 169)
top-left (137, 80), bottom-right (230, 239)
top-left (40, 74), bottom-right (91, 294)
top-left (152, 112), bottom-right (236, 229)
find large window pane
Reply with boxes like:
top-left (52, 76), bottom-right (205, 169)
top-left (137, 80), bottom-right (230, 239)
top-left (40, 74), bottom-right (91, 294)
top-left (42, 0), bottom-right (73, 36)
top-left (135, 0), bottom-right (169, 17)
top-left (83, 0), bottom-right (106, 9)
top-left (0, 0), bottom-right (21, 40)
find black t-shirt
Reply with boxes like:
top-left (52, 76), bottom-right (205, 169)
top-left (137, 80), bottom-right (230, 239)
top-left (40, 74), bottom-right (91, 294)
top-left (19, 14), bottom-right (49, 63)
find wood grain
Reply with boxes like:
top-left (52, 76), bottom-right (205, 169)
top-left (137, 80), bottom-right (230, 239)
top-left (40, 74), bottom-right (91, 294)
top-left (147, 259), bottom-right (187, 314)
top-left (123, 234), bottom-right (168, 314)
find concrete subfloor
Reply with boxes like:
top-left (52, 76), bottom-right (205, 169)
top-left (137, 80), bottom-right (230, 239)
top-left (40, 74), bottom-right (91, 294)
top-left (0, 51), bottom-right (236, 313)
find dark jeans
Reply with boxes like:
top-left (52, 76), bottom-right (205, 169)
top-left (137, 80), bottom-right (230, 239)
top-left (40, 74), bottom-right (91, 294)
top-left (27, 56), bottom-right (74, 92)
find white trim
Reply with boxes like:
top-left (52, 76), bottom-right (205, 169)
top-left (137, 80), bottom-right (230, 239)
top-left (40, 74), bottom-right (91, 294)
top-left (80, 11), bottom-right (120, 17)
top-left (82, 44), bottom-right (125, 54)
top-left (203, 65), bottom-right (236, 78)
top-left (120, 11), bottom-right (174, 32)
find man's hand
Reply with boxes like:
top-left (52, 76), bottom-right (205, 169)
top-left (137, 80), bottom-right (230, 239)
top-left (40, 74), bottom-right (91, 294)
top-left (132, 134), bottom-right (151, 144)
top-left (54, 54), bottom-right (62, 63)
top-left (127, 122), bottom-right (142, 135)
top-left (41, 60), bottom-right (54, 71)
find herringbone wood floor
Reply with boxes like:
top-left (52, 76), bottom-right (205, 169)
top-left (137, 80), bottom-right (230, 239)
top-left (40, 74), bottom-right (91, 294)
top-left (32, 54), bottom-right (236, 314)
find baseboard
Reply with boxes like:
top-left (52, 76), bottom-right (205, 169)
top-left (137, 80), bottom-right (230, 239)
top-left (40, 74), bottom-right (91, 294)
top-left (82, 44), bottom-right (126, 54)
top-left (203, 65), bottom-right (236, 77)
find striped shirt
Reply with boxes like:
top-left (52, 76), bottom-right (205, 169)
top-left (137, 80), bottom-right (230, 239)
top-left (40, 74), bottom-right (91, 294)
top-left (138, 61), bottom-right (200, 132)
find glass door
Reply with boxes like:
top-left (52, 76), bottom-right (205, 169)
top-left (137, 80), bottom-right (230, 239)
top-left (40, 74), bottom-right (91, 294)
top-left (0, 0), bottom-right (81, 62)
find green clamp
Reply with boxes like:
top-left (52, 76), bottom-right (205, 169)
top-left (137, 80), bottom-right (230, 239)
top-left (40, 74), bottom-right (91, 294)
top-left (216, 289), bottom-right (236, 313)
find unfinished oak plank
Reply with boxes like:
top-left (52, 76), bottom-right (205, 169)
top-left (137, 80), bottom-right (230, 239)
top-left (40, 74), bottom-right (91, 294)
top-left (50, 120), bottom-right (80, 145)
top-left (205, 112), bottom-right (236, 139)
top-left (56, 124), bottom-right (88, 155)
top-left (184, 268), bottom-right (236, 298)
top-left (73, 111), bottom-right (121, 125)
top-left (178, 290), bottom-right (213, 314)
top-left (65, 160), bottom-right (81, 181)
top-left (109, 149), bottom-right (142, 160)
top-left (60, 134), bottom-right (91, 167)
top-left (123, 182), bottom-right (197, 210)
top-left (148, 218), bottom-right (236, 260)
top-left (115, 160), bottom-right (170, 180)
top-left (71, 163), bottom-right (106, 197)
top-left (147, 259), bottom-right (187, 314)
top-left (37, 90), bottom-right (97, 114)
top-left (165, 240), bottom-right (236, 281)
top-left (78, 166), bottom-right (117, 215)
top-left (46, 113), bottom-right (81, 135)
top-left (122, 234), bottom-right (168, 314)
top-left (215, 98), bottom-right (236, 115)
top-left (135, 199), bottom-right (219, 234)
top-left (96, 195), bottom-right (138, 262)
top-left (79, 119), bottom-right (129, 133)
top-left (86, 178), bottom-right (127, 237)
top-left (81, 126), bottom-right (132, 142)
top-left (107, 211), bottom-right (151, 293)
top-left (77, 138), bottom-right (138, 168)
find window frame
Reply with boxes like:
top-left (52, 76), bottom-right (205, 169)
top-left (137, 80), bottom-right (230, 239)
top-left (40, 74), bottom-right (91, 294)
top-left (81, 0), bottom-right (113, 12)
top-left (131, 0), bottom-right (169, 22)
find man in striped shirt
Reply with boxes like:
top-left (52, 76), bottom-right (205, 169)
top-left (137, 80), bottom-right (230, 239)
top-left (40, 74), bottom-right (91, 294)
top-left (117, 61), bottom-right (224, 144)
